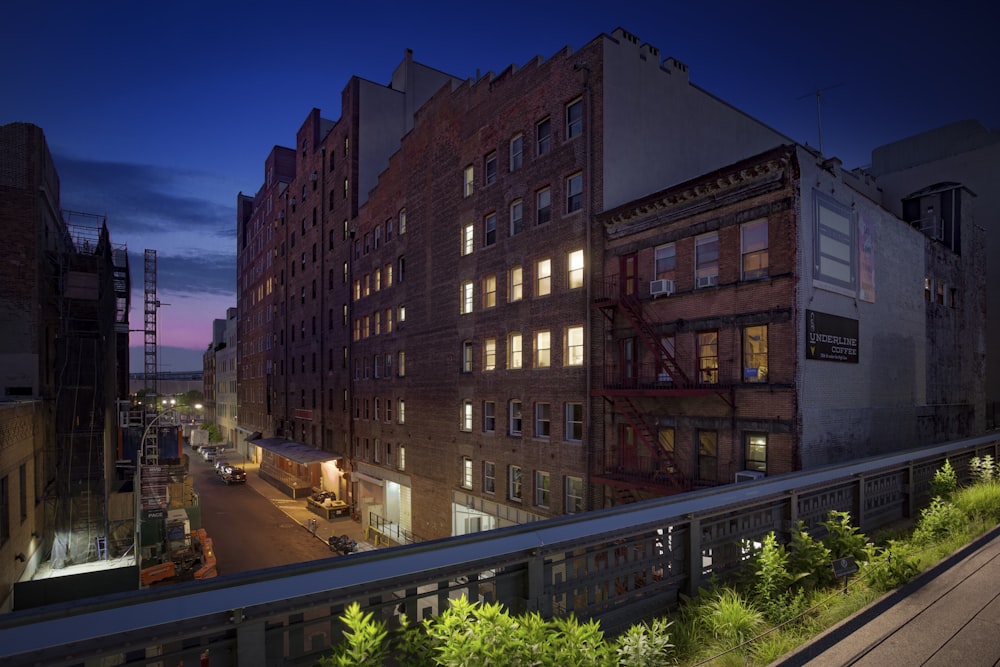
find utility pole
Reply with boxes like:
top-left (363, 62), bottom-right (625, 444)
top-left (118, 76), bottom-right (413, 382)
top-left (798, 83), bottom-right (842, 155)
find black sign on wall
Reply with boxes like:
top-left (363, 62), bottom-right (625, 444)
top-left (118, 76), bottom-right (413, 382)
top-left (806, 309), bottom-right (859, 363)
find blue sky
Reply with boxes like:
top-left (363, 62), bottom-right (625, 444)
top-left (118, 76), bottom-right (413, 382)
top-left (3, 1), bottom-right (996, 372)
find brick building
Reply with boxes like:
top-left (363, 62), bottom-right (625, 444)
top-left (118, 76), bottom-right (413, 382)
top-left (0, 122), bottom-right (131, 608)
top-left (236, 29), bottom-right (801, 541)
top-left (593, 144), bottom-right (985, 503)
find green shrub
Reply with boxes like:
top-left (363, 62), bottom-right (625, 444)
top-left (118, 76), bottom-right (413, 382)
top-left (821, 511), bottom-right (867, 562)
top-left (321, 602), bottom-right (389, 667)
top-left (970, 455), bottom-right (997, 485)
top-left (787, 522), bottom-right (835, 591)
top-left (860, 541), bottom-right (919, 592)
top-left (931, 459), bottom-right (957, 499)
top-left (912, 496), bottom-right (966, 545)
top-left (615, 617), bottom-right (675, 667)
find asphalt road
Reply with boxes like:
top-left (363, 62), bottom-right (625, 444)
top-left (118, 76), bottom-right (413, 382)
top-left (186, 447), bottom-right (334, 575)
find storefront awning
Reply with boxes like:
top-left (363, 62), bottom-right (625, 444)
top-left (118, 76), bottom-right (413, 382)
top-left (247, 437), bottom-right (341, 465)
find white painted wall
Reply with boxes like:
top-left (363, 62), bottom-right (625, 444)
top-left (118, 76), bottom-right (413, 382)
top-left (797, 147), bottom-right (928, 466)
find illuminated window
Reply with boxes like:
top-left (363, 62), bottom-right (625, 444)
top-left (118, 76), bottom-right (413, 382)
top-left (483, 337), bottom-right (496, 371)
top-left (508, 333), bottom-right (522, 369)
top-left (536, 258), bottom-right (551, 296)
top-left (460, 281), bottom-right (474, 314)
top-left (463, 165), bottom-right (474, 197)
top-left (462, 223), bottom-right (474, 256)
top-left (483, 274), bottom-right (496, 308)
top-left (567, 249), bottom-right (584, 289)
top-left (534, 330), bottom-right (551, 368)
top-left (743, 325), bottom-right (768, 383)
top-left (745, 433), bottom-right (767, 473)
top-left (564, 326), bottom-right (584, 366)
top-left (534, 471), bottom-right (550, 507)
top-left (698, 330), bottom-right (719, 383)
top-left (509, 265), bottom-right (523, 302)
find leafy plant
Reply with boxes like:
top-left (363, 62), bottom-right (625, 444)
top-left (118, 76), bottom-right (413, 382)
top-left (787, 522), bottom-right (834, 590)
top-left (321, 602), bottom-right (388, 667)
top-left (860, 541), bottom-right (919, 592)
top-left (821, 511), bottom-right (867, 562)
top-left (912, 496), bottom-right (966, 545)
top-left (969, 455), bottom-right (997, 484)
top-left (615, 617), bottom-right (675, 667)
top-left (931, 459), bottom-right (957, 499)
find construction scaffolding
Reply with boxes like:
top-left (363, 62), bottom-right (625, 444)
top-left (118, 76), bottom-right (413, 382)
top-left (49, 213), bottom-right (132, 566)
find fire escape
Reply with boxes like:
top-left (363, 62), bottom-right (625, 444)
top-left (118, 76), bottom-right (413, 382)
top-left (591, 275), bottom-right (734, 504)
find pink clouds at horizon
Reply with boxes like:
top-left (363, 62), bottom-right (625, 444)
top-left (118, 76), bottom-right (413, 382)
top-left (128, 290), bottom-right (235, 352)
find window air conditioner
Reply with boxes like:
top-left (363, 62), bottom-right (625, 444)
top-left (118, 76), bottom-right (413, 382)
top-left (735, 470), bottom-right (765, 483)
top-left (649, 278), bottom-right (675, 297)
top-left (697, 274), bottom-right (718, 288)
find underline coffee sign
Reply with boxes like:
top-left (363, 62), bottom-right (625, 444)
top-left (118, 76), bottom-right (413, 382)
top-left (806, 310), bottom-right (859, 363)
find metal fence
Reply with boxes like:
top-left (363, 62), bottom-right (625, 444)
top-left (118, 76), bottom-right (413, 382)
top-left (2, 432), bottom-right (998, 666)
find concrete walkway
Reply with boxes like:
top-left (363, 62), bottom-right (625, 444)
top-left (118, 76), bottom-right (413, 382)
top-left (238, 459), bottom-right (374, 554)
top-left (775, 524), bottom-right (1000, 666)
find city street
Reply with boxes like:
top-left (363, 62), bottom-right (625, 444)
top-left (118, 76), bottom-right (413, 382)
top-left (186, 446), bottom-right (335, 575)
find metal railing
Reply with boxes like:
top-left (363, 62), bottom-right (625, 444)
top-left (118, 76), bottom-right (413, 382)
top-left (1, 432), bottom-right (998, 666)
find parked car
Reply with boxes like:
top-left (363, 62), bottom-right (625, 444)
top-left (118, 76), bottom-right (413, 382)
top-left (219, 465), bottom-right (246, 485)
top-left (201, 447), bottom-right (219, 462)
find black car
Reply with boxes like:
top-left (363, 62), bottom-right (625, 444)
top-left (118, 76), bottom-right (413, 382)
top-left (219, 465), bottom-right (246, 485)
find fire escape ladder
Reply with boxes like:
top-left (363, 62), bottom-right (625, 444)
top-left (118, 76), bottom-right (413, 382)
top-left (612, 395), bottom-right (686, 491)
top-left (618, 294), bottom-right (690, 386)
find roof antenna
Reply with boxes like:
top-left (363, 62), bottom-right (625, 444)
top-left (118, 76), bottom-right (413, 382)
top-left (797, 83), bottom-right (842, 155)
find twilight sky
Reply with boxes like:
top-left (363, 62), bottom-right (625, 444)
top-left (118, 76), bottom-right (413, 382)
top-left (2, 1), bottom-right (996, 372)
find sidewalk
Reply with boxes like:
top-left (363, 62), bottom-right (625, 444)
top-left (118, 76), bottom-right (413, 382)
top-left (774, 524), bottom-right (1000, 666)
top-left (238, 459), bottom-right (374, 554)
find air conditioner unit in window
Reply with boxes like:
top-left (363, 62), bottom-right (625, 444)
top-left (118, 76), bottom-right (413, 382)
top-left (649, 278), bottom-right (675, 297)
top-left (735, 470), bottom-right (765, 483)
top-left (697, 274), bottom-right (718, 288)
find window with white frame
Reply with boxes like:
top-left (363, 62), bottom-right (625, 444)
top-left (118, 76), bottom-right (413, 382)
top-left (460, 281), bottom-right (473, 314)
top-left (510, 134), bottom-right (523, 171)
top-left (463, 165), bottom-right (474, 197)
top-left (565, 476), bottom-right (583, 513)
top-left (741, 219), bottom-right (769, 280)
top-left (483, 338), bottom-right (496, 371)
top-left (462, 340), bottom-right (473, 373)
top-left (461, 456), bottom-right (473, 488)
top-left (564, 326), bottom-right (584, 366)
top-left (399, 444), bottom-right (406, 470)
top-left (484, 212), bottom-right (497, 246)
top-left (536, 258), bottom-right (552, 296)
top-left (566, 172), bottom-right (583, 213)
top-left (536, 187), bottom-right (551, 225)
top-left (565, 402), bottom-right (583, 441)
top-left (567, 249), bottom-right (584, 289)
top-left (566, 98), bottom-right (583, 138)
top-left (508, 333), bottom-right (523, 369)
top-left (534, 330), bottom-right (551, 367)
top-left (484, 461), bottom-right (496, 493)
top-left (695, 232), bottom-right (719, 286)
top-left (509, 465), bottom-right (523, 501)
top-left (385, 396), bottom-right (393, 422)
top-left (813, 191), bottom-right (856, 290)
top-left (462, 223), bottom-right (474, 256)
top-left (483, 400), bottom-right (496, 432)
top-left (536, 117), bottom-right (551, 155)
top-left (398, 350), bottom-right (405, 377)
top-left (510, 199), bottom-right (523, 236)
top-left (483, 274), bottom-right (496, 308)
top-left (509, 265), bottom-right (523, 302)
top-left (461, 400), bottom-right (473, 431)
top-left (534, 402), bottom-right (551, 437)
top-left (509, 399), bottom-right (522, 435)
top-left (535, 471), bottom-right (551, 507)
top-left (399, 208), bottom-right (407, 234)
top-left (398, 398), bottom-right (405, 423)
